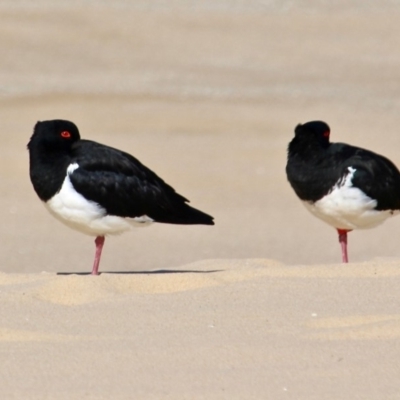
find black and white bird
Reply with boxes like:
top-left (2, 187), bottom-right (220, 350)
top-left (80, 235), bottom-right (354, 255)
top-left (28, 119), bottom-right (214, 275)
top-left (286, 120), bottom-right (400, 263)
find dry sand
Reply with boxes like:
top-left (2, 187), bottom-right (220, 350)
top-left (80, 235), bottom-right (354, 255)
top-left (1, 1), bottom-right (400, 398)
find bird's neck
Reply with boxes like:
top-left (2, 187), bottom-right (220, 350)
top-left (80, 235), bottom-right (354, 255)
top-left (29, 143), bottom-right (71, 202)
top-left (288, 137), bottom-right (329, 163)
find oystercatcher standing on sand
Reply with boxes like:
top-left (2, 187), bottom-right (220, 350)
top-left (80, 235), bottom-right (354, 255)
top-left (28, 119), bottom-right (214, 275)
top-left (286, 120), bottom-right (400, 263)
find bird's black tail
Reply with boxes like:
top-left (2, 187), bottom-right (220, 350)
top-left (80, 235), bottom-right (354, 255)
top-left (154, 203), bottom-right (214, 225)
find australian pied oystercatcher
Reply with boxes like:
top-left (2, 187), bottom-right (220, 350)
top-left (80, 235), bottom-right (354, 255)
top-left (28, 119), bottom-right (214, 275)
top-left (286, 120), bottom-right (400, 263)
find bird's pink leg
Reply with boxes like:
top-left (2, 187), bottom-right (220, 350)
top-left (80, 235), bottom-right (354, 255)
top-left (337, 229), bottom-right (351, 263)
top-left (91, 236), bottom-right (105, 275)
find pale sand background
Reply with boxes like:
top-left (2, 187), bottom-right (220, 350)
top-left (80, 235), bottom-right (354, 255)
top-left (1, 1), bottom-right (400, 398)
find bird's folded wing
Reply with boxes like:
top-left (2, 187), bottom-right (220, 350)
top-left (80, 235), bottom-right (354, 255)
top-left (346, 151), bottom-right (400, 211)
top-left (69, 141), bottom-right (189, 218)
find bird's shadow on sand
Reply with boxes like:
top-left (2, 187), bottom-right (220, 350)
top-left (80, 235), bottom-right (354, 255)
top-left (57, 269), bottom-right (223, 276)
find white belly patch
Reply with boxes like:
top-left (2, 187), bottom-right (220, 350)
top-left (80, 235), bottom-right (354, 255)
top-left (44, 163), bottom-right (154, 236)
top-left (302, 167), bottom-right (399, 230)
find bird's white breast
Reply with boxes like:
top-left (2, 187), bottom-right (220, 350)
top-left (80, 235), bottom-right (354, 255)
top-left (44, 163), bottom-right (154, 236)
top-left (302, 167), bottom-right (398, 230)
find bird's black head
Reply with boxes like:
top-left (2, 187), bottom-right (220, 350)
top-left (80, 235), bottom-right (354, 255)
top-left (28, 119), bottom-right (80, 152)
top-left (294, 120), bottom-right (331, 146)
top-left (28, 120), bottom-right (81, 201)
top-left (287, 120), bottom-right (331, 161)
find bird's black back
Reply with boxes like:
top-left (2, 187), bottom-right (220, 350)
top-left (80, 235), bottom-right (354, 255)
top-left (70, 140), bottom-right (214, 225)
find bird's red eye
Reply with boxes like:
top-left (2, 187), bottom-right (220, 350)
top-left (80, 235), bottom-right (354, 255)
top-left (60, 131), bottom-right (71, 139)
top-left (323, 131), bottom-right (330, 138)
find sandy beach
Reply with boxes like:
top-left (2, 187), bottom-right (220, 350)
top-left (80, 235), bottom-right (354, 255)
top-left (1, 1), bottom-right (400, 398)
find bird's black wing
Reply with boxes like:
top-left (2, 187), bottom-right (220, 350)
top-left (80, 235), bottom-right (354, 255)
top-left (69, 140), bottom-right (214, 225)
top-left (333, 144), bottom-right (400, 211)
